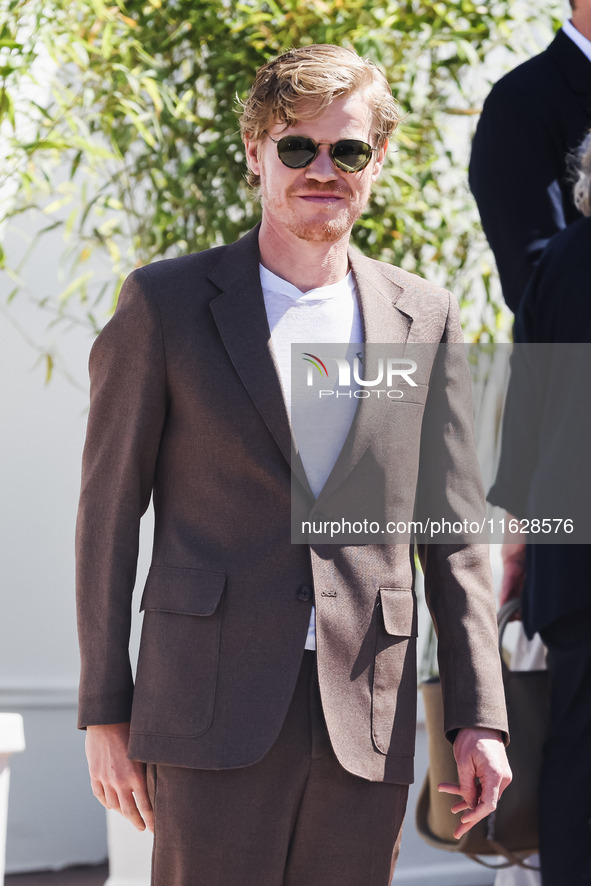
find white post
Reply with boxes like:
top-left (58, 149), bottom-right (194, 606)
top-left (0, 714), bottom-right (26, 886)
top-left (105, 809), bottom-right (152, 886)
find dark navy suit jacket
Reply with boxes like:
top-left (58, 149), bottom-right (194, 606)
top-left (488, 216), bottom-right (591, 636)
top-left (469, 29), bottom-right (591, 312)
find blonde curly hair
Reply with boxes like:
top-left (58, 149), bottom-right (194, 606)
top-left (238, 44), bottom-right (400, 188)
top-left (573, 131), bottom-right (591, 217)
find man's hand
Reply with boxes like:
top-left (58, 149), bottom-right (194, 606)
top-left (85, 722), bottom-right (154, 833)
top-left (500, 511), bottom-right (527, 607)
top-left (437, 727), bottom-right (512, 839)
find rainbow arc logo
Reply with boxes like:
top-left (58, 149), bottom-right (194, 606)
top-left (302, 353), bottom-right (329, 377)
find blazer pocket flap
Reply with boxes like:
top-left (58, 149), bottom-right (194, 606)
top-left (379, 587), bottom-right (417, 637)
top-left (140, 565), bottom-right (226, 616)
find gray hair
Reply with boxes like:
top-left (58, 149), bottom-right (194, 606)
top-left (573, 131), bottom-right (591, 217)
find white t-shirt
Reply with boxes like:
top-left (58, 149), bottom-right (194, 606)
top-left (260, 263), bottom-right (362, 650)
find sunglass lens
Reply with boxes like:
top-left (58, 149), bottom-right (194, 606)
top-left (276, 136), bottom-right (317, 169)
top-left (332, 140), bottom-right (373, 172)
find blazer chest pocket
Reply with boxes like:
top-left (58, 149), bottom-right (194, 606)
top-left (372, 587), bottom-right (418, 757)
top-left (131, 565), bottom-right (226, 738)
top-left (392, 382), bottom-right (428, 407)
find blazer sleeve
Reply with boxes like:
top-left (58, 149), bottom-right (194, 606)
top-left (417, 293), bottom-right (509, 743)
top-left (469, 77), bottom-right (568, 313)
top-left (76, 268), bottom-right (168, 728)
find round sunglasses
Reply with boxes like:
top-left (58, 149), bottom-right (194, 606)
top-left (264, 132), bottom-right (376, 173)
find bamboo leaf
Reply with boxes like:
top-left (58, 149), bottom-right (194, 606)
top-left (69, 149), bottom-right (83, 179)
top-left (142, 76), bottom-right (164, 115)
top-left (43, 195), bottom-right (72, 215)
top-left (56, 271), bottom-right (94, 303)
top-left (102, 21), bottom-right (113, 59)
top-left (1, 0), bottom-right (557, 362)
top-left (44, 353), bottom-right (53, 384)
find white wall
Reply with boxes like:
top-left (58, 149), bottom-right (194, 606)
top-left (0, 225), bottom-right (150, 871)
top-left (0, 245), bottom-right (108, 870)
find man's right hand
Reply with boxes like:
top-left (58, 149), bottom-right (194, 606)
top-left (85, 722), bottom-right (154, 833)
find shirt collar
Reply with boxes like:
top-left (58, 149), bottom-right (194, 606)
top-left (259, 263), bottom-right (354, 302)
top-left (562, 19), bottom-right (591, 64)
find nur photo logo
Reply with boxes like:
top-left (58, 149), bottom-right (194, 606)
top-left (301, 351), bottom-right (417, 399)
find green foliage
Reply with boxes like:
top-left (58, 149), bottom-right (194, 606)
top-left (1, 0), bottom-right (563, 347)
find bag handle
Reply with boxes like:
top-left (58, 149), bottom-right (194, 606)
top-left (469, 842), bottom-right (541, 870)
top-left (497, 597), bottom-right (522, 654)
top-left (467, 852), bottom-right (540, 870)
top-left (467, 600), bottom-right (542, 872)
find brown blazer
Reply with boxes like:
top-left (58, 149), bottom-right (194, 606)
top-left (76, 225), bottom-right (508, 784)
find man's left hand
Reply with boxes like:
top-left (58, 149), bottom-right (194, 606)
top-left (437, 727), bottom-right (512, 839)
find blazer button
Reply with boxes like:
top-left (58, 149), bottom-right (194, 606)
top-left (297, 585), bottom-right (312, 602)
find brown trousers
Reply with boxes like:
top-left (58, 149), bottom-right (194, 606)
top-left (147, 651), bottom-right (408, 886)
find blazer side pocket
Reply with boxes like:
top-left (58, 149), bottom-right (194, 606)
top-left (372, 587), bottom-right (418, 757)
top-left (132, 565), bottom-right (226, 738)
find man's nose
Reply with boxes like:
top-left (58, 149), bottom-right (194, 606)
top-left (304, 146), bottom-right (339, 182)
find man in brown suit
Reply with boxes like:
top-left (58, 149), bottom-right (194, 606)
top-left (77, 44), bottom-right (511, 885)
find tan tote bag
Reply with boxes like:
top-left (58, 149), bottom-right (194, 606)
top-left (415, 599), bottom-right (550, 869)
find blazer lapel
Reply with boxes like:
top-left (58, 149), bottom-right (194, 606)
top-left (315, 249), bottom-right (415, 504)
top-left (207, 225), bottom-right (312, 496)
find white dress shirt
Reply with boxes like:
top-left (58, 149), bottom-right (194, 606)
top-left (562, 19), bottom-right (591, 63)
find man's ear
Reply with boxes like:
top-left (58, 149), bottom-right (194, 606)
top-left (371, 138), bottom-right (388, 181)
top-left (244, 137), bottom-right (261, 176)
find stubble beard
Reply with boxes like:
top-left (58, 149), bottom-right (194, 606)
top-left (285, 211), bottom-right (356, 243)
top-left (261, 180), bottom-right (368, 244)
